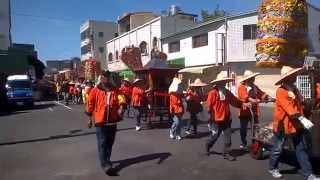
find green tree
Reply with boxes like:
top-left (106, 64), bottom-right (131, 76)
top-left (201, 5), bottom-right (226, 22)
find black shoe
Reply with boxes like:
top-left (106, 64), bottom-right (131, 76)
top-left (223, 154), bottom-right (236, 161)
top-left (104, 166), bottom-right (118, 176)
top-left (205, 143), bottom-right (211, 156)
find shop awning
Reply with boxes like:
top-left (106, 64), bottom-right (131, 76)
top-left (119, 69), bottom-right (134, 78)
top-left (178, 65), bottom-right (216, 74)
top-left (167, 58), bottom-right (185, 68)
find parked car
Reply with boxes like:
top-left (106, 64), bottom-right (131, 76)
top-left (6, 75), bottom-right (34, 107)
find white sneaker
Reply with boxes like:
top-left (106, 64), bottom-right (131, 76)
top-left (169, 130), bottom-right (175, 139)
top-left (185, 130), bottom-right (191, 135)
top-left (176, 136), bottom-right (182, 141)
top-left (308, 174), bottom-right (320, 180)
top-left (268, 169), bottom-right (283, 179)
top-left (240, 144), bottom-right (248, 150)
top-left (211, 129), bottom-right (217, 136)
top-left (135, 126), bottom-right (141, 131)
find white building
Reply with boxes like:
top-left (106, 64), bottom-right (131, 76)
top-left (80, 20), bottom-right (117, 69)
top-left (106, 12), bottom-right (198, 74)
top-left (163, 5), bottom-right (320, 69)
top-left (0, 0), bottom-right (11, 51)
top-left (162, 3), bottom-right (320, 96)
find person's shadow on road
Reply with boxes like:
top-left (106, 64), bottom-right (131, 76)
top-left (108, 152), bottom-right (172, 176)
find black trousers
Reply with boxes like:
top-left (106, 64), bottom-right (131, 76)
top-left (95, 124), bottom-right (117, 168)
top-left (239, 115), bottom-right (258, 146)
top-left (186, 112), bottom-right (198, 134)
top-left (207, 120), bottom-right (232, 154)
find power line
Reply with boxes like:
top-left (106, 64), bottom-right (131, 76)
top-left (12, 12), bottom-right (83, 23)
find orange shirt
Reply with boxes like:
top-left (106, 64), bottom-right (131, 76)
top-left (119, 84), bottom-right (132, 97)
top-left (207, 88), bottom-right (243, 122)
top-left (316, 83), bottom-right (320, 104)
top-left (87, 87), bottom-right (126, 124)
top-left (238, 84), bottom-right (268, 118)
top-left (131, 86), bottom-right (145, 107)
top-left (169, 92), bottom-right (184, 115)
top-left (69, 86), bottom-right (74, 94)
top-left (273, 87), bottom-right (303, 135)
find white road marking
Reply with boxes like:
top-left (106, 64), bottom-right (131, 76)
top-left (54, 101), bottom-right (72, 110)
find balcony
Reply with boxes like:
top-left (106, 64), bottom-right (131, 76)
top-left (81, 52), bottom-right (93, 61)
top-left (80, 38), bottom-right (91, 47)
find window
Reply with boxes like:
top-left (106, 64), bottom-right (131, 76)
top-left (169, 41), bottom-right (180, 53)
top-left (192, 33), bottom-right (208, 48)
top-left (81, 45), bottom-right (90, 55)
top-left (98, 32), bottom-right (104, 38)
top-left (99, 47), bottom-right (104, 53)
top-left (139, 41), bottom-right (148, 55)
top-left (243, 24), bottom-right (257, 40)
top-left (115, 51), bottom-right (119, 60)
top-left (153, 37), bottom-right (158, 48)
top-left (81, 30), bottom-right (90, 40)
top-left (108, 53), bottom-right (113, 62)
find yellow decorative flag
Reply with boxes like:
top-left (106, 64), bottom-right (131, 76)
top-left (256, 0), bottom-right (308, 68)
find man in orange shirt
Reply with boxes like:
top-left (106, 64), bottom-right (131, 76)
top-left (131, 78), bottom-right (146, 131)
top-left (316, 81), bottom-right (320, 108)
top-left (169, 77), bottom-right (184, 140)
top-left (238, 70), bottom-right (272, 149)
top-left (268, 66), bottom-right (319, 180)
top-left (86, 71), bottom-right (126, 176)
top-left (206, 71), bottom-right (250, 161)
top-left (119, 78), bottom-right (132, 116)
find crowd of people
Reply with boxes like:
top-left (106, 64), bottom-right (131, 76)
top-left (55, 80), bottom-right (95, 106)
top-left (61, 67), bottom-right (320, 179)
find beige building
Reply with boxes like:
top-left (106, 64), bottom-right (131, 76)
top-left (117, 12), bottom-right (158, 35)
top-left (80, 20), bottom-right (117, 69)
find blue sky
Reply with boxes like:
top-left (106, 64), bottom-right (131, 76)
top-left (11, 0), bottom-right (320, 61)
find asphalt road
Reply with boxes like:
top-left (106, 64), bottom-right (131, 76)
top-left (0, 101), bottom-right (315, 180)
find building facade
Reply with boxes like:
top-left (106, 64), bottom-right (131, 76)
top-left (162, 4), bottom-right (320, 96)
top-left (117, 12), bottom-right (158, 35)
top-left (106, 12), bottom-right (197, 73)
top-left (80, 20), bottom-right (117, 69)
top-left (0, 0), bottom-right (11, 51)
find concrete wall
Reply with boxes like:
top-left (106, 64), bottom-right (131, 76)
top-left (163, 22), bottom-right (225, 67)
top-left (80, 20), bottom-right (117, 69)
top-left (0, 0), bottom-right (11, 50)
top-left (106, 18), bottom-right (161, 72)
top-left (161, 14), bottom-right (197, 37)
top-left (130, 13), bottom-right (158, 30)
top-left (227, 15), bottom-right (257, 62)
top-left (91, 21), bottom-right (117, 69)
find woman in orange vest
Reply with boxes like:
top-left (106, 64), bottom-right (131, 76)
top-left (119, 78), bottom-right (132, 116)
top-left (206, 71), bottom-right (250, 161)
top-left (85, 71), bottom-right (126, 176)
top-left (169, 77), bottom-right (184, 140)
top-left (238, 70), bottom-right (272, 149)
top-left (268, 66), bottom-right (318, 180)
top-left (131, 78), bottom-right (146, 131)
top-left (68, 83), bottom-right (75, 104)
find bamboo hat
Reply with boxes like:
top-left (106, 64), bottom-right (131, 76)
top-left (210, 71), bottom-right (233, 84)
top-left (275, 66), bottom-right (304, 85)
top-left (239, 70), bottom-right (261, 83)
top-left (190, 78), bottom-right (208, 87)
top-left (132, 78), bottom-right (143, 85)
